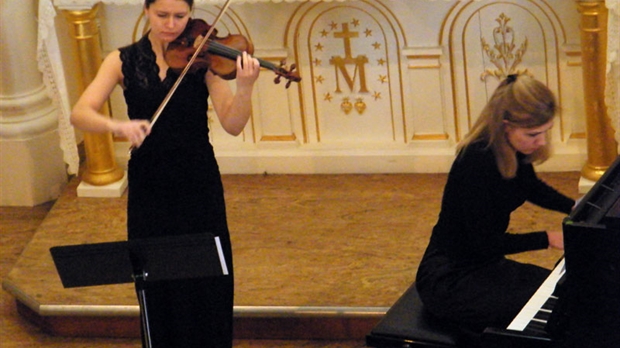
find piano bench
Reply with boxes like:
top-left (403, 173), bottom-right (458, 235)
top-left (366, 282), bottom-right (459, 348)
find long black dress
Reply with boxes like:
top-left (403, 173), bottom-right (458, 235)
top-left (415, 141), bottom-right (574, 337)
top-left (119, 35), bottom-right (234, 348)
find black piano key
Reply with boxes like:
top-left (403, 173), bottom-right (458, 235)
top-left (521, 297), bottom-right (560, 336)
top-left (525, 319), bottom-right (548, 333)
top-left (534, 309), bottom-right (551, 322)
top-left (541, 297), bottom-right (556, 310)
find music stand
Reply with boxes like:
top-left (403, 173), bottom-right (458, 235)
top-left (50, 233), bottom-right (228, 348)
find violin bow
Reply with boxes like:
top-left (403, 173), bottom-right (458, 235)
top-left (149, 0), bottom-right (233, 127)
top-left (129, 0), bottom-right (233, 156)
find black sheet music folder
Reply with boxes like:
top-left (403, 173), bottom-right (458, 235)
top-left (50, 233), bottom-right (227, 289)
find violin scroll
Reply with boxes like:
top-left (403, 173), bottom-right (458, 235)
top-left (273, 61), bottom-right (300, 89)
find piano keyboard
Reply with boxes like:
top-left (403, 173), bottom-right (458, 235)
top-left (507, 258), bottom-right (565, 332)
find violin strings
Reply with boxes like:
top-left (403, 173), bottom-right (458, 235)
top-left (208, 41), bottom-right (278, 71)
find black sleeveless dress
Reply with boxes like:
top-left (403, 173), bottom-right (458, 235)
top-left (120, 35), bottom-right (234, 348)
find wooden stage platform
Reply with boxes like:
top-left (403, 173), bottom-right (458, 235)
top-left (3, 173), bottom-right (572, 340)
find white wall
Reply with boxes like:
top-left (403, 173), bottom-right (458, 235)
top-left (0, 0), bottom-right (596, 206)
top-left (85, 0), bottom-right (588, 174)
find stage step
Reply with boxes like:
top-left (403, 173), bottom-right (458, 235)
top-left (13, 299), bottom-right (385, 339)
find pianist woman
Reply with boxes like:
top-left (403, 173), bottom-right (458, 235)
top-left (415, 74), bottom-right (575, 346)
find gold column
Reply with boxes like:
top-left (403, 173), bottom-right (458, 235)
top-left (577, 0), bottom-right (618, 181)
top-left (63, 4), bottom-right (124, 186)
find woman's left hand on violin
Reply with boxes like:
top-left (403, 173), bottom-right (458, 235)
top-left (235, 51), bottom-right (260, 87)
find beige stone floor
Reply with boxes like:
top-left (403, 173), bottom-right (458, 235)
top-left (1, 199), bottom-right (363, 347)
top-left (1, 172), bottom-right (578, 347)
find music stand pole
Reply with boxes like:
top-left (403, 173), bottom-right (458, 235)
top-left (134, 270), bottom-right (153, 348)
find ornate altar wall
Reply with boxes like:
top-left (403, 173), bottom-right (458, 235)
top-left (44, 0), bottom-right (613, 179)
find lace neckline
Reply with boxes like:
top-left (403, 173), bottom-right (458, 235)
top-left (141, 34), bottom-right (175, 85)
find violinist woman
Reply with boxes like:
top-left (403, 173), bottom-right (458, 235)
top-left (70, 0), bottom-right (260, 346)
top-left (415, 75), bottom-right (574, 347)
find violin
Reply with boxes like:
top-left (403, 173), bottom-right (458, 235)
top-left (165, 18), bottom-right (301, 88)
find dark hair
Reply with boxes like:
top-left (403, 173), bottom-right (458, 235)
top-left (145, 0), bottom-right (194, 8)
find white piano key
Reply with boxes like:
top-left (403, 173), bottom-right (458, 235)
top-left (507, 258), bottom-right (566, 331)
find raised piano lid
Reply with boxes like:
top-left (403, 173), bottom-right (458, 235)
top-left (568, 155), bottom-right (620, 225)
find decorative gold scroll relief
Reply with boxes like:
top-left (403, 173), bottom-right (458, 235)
top-left (480, 13), bottom-right (529, 81)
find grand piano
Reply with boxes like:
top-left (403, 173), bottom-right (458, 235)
top-left (482, 156), bottom-right (620, 348)
top-left (367, 158), bottom-right (620, 348)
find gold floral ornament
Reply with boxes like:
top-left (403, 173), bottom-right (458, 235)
top-left (480, 13), bottom-right (529, 81)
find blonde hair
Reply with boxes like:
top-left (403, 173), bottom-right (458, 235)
top-left (457, 74), bottom-right (557, 178)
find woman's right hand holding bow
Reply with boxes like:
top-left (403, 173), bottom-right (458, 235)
top-left (109, 120), bottom-right (151, 148)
